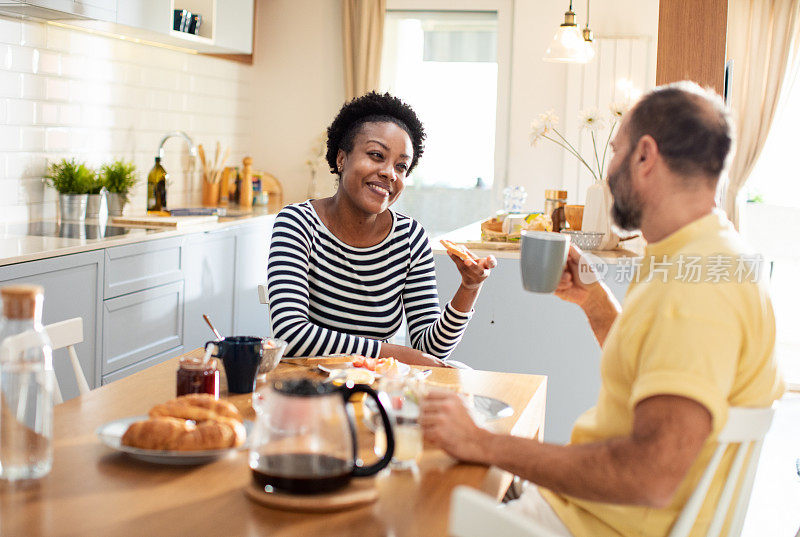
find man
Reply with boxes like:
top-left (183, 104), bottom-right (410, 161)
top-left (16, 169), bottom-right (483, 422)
top-left (420, 82), bottom-right (784, 537)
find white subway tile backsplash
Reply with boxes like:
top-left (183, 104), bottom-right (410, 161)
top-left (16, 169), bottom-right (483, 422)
top-left (0, 126), bottom-right (20, 152)
top-left (0, 17), bottom-right (21, 46)
top-left (60, 54), bottom-right (85, 78)
top-left (37, 50), bottom-right (60, 75)
top-left (59, 104), bottom-right (81, 125)
top-left (1, 18), bottom-right (251, 223)
top-left (8, 45), bottom-right (36, 73)
top-left (20, 74), bottom-right (45, 100)
top-left (44, 128), bottom-right (71, 152)
top-left (45, 77), bottom-right (70, 101)
top-left (20, 128), bottom-right (45, 152)
top-left (37, 102), bottom-right (59, 125)
top-left (0, 70), bottom-right (20, 98)
top-left (20, 22), bottom-right (46, 48)
top-left (6, 99), bottom-right (36, 125)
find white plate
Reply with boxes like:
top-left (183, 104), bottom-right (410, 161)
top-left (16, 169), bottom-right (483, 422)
top-left (96, 416), bottom-right (253, 465)
top-left (317, 361), bottom-right (412, 380)
top-left (362, 394), bottom-right (513, 431)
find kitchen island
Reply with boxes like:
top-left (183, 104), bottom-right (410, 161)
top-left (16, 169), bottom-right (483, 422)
top-left (432, 221), bottom-right (643, 443)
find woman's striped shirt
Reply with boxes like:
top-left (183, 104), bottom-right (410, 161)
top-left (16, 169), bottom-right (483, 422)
top-left (267, 201), bottom-right (472, 359)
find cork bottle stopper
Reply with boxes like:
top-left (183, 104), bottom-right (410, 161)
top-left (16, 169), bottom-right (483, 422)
top-left (1, 285), bottom-right (43, 320)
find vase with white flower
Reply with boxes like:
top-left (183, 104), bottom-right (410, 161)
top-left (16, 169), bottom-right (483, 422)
top-left (529, 102), bottom-right (628, 249)
top-left (306, 131), bottom-right (335, 199)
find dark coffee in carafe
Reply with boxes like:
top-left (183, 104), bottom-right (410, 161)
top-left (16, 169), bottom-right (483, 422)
top-left (251, 453), bottom-right (353, 495)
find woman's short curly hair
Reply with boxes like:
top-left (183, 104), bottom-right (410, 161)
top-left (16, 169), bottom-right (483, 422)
top-left (326, 91), bottom-right (425, 177)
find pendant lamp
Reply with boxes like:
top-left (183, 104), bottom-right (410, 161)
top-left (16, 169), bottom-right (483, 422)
top-left (543, 0), bottom-right (594, 64)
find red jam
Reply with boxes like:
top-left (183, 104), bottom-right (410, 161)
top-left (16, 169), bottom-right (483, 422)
top-left (177, 357), bottom-right (220, 398)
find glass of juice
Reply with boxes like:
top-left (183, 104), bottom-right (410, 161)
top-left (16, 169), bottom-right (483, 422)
top-left (373, 375), bottom-right (422, 470)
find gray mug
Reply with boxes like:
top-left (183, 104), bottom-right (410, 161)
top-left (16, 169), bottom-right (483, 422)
top-left (520, 231), bottom-right (570, 293)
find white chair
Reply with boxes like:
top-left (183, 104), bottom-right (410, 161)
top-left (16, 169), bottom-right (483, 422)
top-left (2, 317), bottom-right (89, 404)
top-left (449, 405), bottom-right (775, 537)
top-left (668, 405), bottom-right (775, 537)
top-left (449, 486), bottom-right (564, 537)
top-left (257, 284), bottom-right (268, 305)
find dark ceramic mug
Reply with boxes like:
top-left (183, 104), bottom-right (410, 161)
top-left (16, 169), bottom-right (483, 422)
top-left (205, 336), bottom-right (265, 394)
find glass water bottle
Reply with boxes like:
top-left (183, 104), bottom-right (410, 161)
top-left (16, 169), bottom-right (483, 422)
top-left (0, 285), bottom-right (54, 481)
top-left (147, 157), bottom-right (168, 212)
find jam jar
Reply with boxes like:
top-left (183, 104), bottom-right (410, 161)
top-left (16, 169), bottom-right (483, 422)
top-left (176, 356), bottom-right (220, 398)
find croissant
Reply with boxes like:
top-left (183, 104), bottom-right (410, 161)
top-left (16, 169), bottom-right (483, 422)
top-left (149, 393), bottom-right (243, 423)
top-left (121, 417), bottom-right (195, 450)
top-left (122, 394), bottom-right (246, 451)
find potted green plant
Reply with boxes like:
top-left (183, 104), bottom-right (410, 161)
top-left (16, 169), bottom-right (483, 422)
top-left (45, 158), bottom-right (94, 221)
top-left (86, 173), bottom-right (106, 218)
top-left (100, 159), bottom-right (137, 216)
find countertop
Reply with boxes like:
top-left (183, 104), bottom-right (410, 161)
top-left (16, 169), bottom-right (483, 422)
top-left (432, 220), bottom-right (645, 264)
top-left (0, 207), bottom-right (276, 267)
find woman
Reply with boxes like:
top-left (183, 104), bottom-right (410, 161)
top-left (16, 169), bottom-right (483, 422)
top-left (267, 92), bottom-right (496, 366)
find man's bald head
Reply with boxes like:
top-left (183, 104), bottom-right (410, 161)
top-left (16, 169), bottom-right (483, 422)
top-left (626, 81), bottom-right (734, 184)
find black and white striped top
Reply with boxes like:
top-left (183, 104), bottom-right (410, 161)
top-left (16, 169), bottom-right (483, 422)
top-left (267, 201), bottom-right (472, 359)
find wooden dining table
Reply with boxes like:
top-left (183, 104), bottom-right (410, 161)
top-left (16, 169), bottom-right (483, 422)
top-left (0, 348), bottom-right (547, 537)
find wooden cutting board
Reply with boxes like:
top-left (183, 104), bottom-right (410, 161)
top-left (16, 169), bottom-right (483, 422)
top-left (461, 240), bottom-right (520, 251)
top-left (244, 478), bottom-right (378, 512)
top-left (111, 214), bottom-right (218, 228)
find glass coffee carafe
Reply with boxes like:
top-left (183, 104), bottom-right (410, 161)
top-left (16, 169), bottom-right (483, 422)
top-left (250, 378), bottom-right (394, 495)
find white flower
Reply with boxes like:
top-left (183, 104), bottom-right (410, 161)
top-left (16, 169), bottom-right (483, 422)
top-left (609, 101), bottom-right (628, 119)
top-left (529, 119), bottom-right (547, 146)
top-left (539, 109), bottom-right (559, 130)
top-left (579, 108), bottom-right (606, 132)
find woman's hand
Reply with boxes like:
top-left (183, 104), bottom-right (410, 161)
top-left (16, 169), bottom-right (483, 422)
top-left (448, 252), bottom-right (497, 290)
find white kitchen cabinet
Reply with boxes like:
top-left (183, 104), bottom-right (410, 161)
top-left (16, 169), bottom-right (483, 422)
top-left (0, 0), bottom-right (116, 22)
top-left (182, 227), bottom-right (236, 351)
top-left (233, 219), bottom-right (272, 338)
top-left (0, 251), bottom-right (104, 401)
top-left (209, 0), bottom-right (253, 54)
top-left (114, 0), bottom-right (254, 54)
top-left (102, 280), bottom-right (184, 375)
top-left (433, 254), bottom-right (630, 444)
top-left (0, 216), bottom-right (275, 398)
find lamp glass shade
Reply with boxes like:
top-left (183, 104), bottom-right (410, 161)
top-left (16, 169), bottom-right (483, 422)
top-left (543, 25), bottom-right (593, 63)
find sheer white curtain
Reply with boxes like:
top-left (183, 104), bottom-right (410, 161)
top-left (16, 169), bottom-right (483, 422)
top-left (724, 0), bottom-right (800, 227)
top-left (343, 0), bottom-right (387, 100)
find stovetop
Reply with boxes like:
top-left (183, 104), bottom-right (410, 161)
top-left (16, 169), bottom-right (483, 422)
top-left (3, 221), bottom-right (162, 240)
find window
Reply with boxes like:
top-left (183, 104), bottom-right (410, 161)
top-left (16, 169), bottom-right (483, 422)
top-left (380, 10), bottom-right (501, 236)
top-left (742, 66), bottom-right (800, 388)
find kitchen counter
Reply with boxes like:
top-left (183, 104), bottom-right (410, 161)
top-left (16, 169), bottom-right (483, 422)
top-left (0, 207), bottom-right (276, 267)
top-left (431, 219), bottom-right (646, 264)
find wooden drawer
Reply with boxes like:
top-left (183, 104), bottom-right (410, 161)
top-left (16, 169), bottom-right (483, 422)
top-left (104, 237), bottom-right (184, 298)
top-left (102, 280), bottom-right (184, 375)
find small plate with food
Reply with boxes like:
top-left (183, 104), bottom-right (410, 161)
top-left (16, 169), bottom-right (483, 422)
top-left (317, 356), bottom-right (411, 381)
top-left (96, 394), bottom-right (252, 465)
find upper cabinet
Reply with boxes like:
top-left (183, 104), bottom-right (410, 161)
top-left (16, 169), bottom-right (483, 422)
top-left (0, 0), bottom-right (254, 55)
top-left (0, 0), bottom-right (116, 22)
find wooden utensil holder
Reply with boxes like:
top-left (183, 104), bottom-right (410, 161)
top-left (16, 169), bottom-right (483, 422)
top-left (202, 176), bottom-right (220, 207)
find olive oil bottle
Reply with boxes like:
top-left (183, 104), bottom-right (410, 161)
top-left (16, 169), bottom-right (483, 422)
top-left (147, 157), bottom-right (168, 212)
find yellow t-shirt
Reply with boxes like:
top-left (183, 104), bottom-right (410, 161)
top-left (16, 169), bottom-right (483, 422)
top-left (540, 210), bottom-right (784, 537)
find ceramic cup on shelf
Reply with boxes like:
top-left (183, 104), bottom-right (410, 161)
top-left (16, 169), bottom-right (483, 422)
top-left (520, 230), bottom-right (570, 293)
